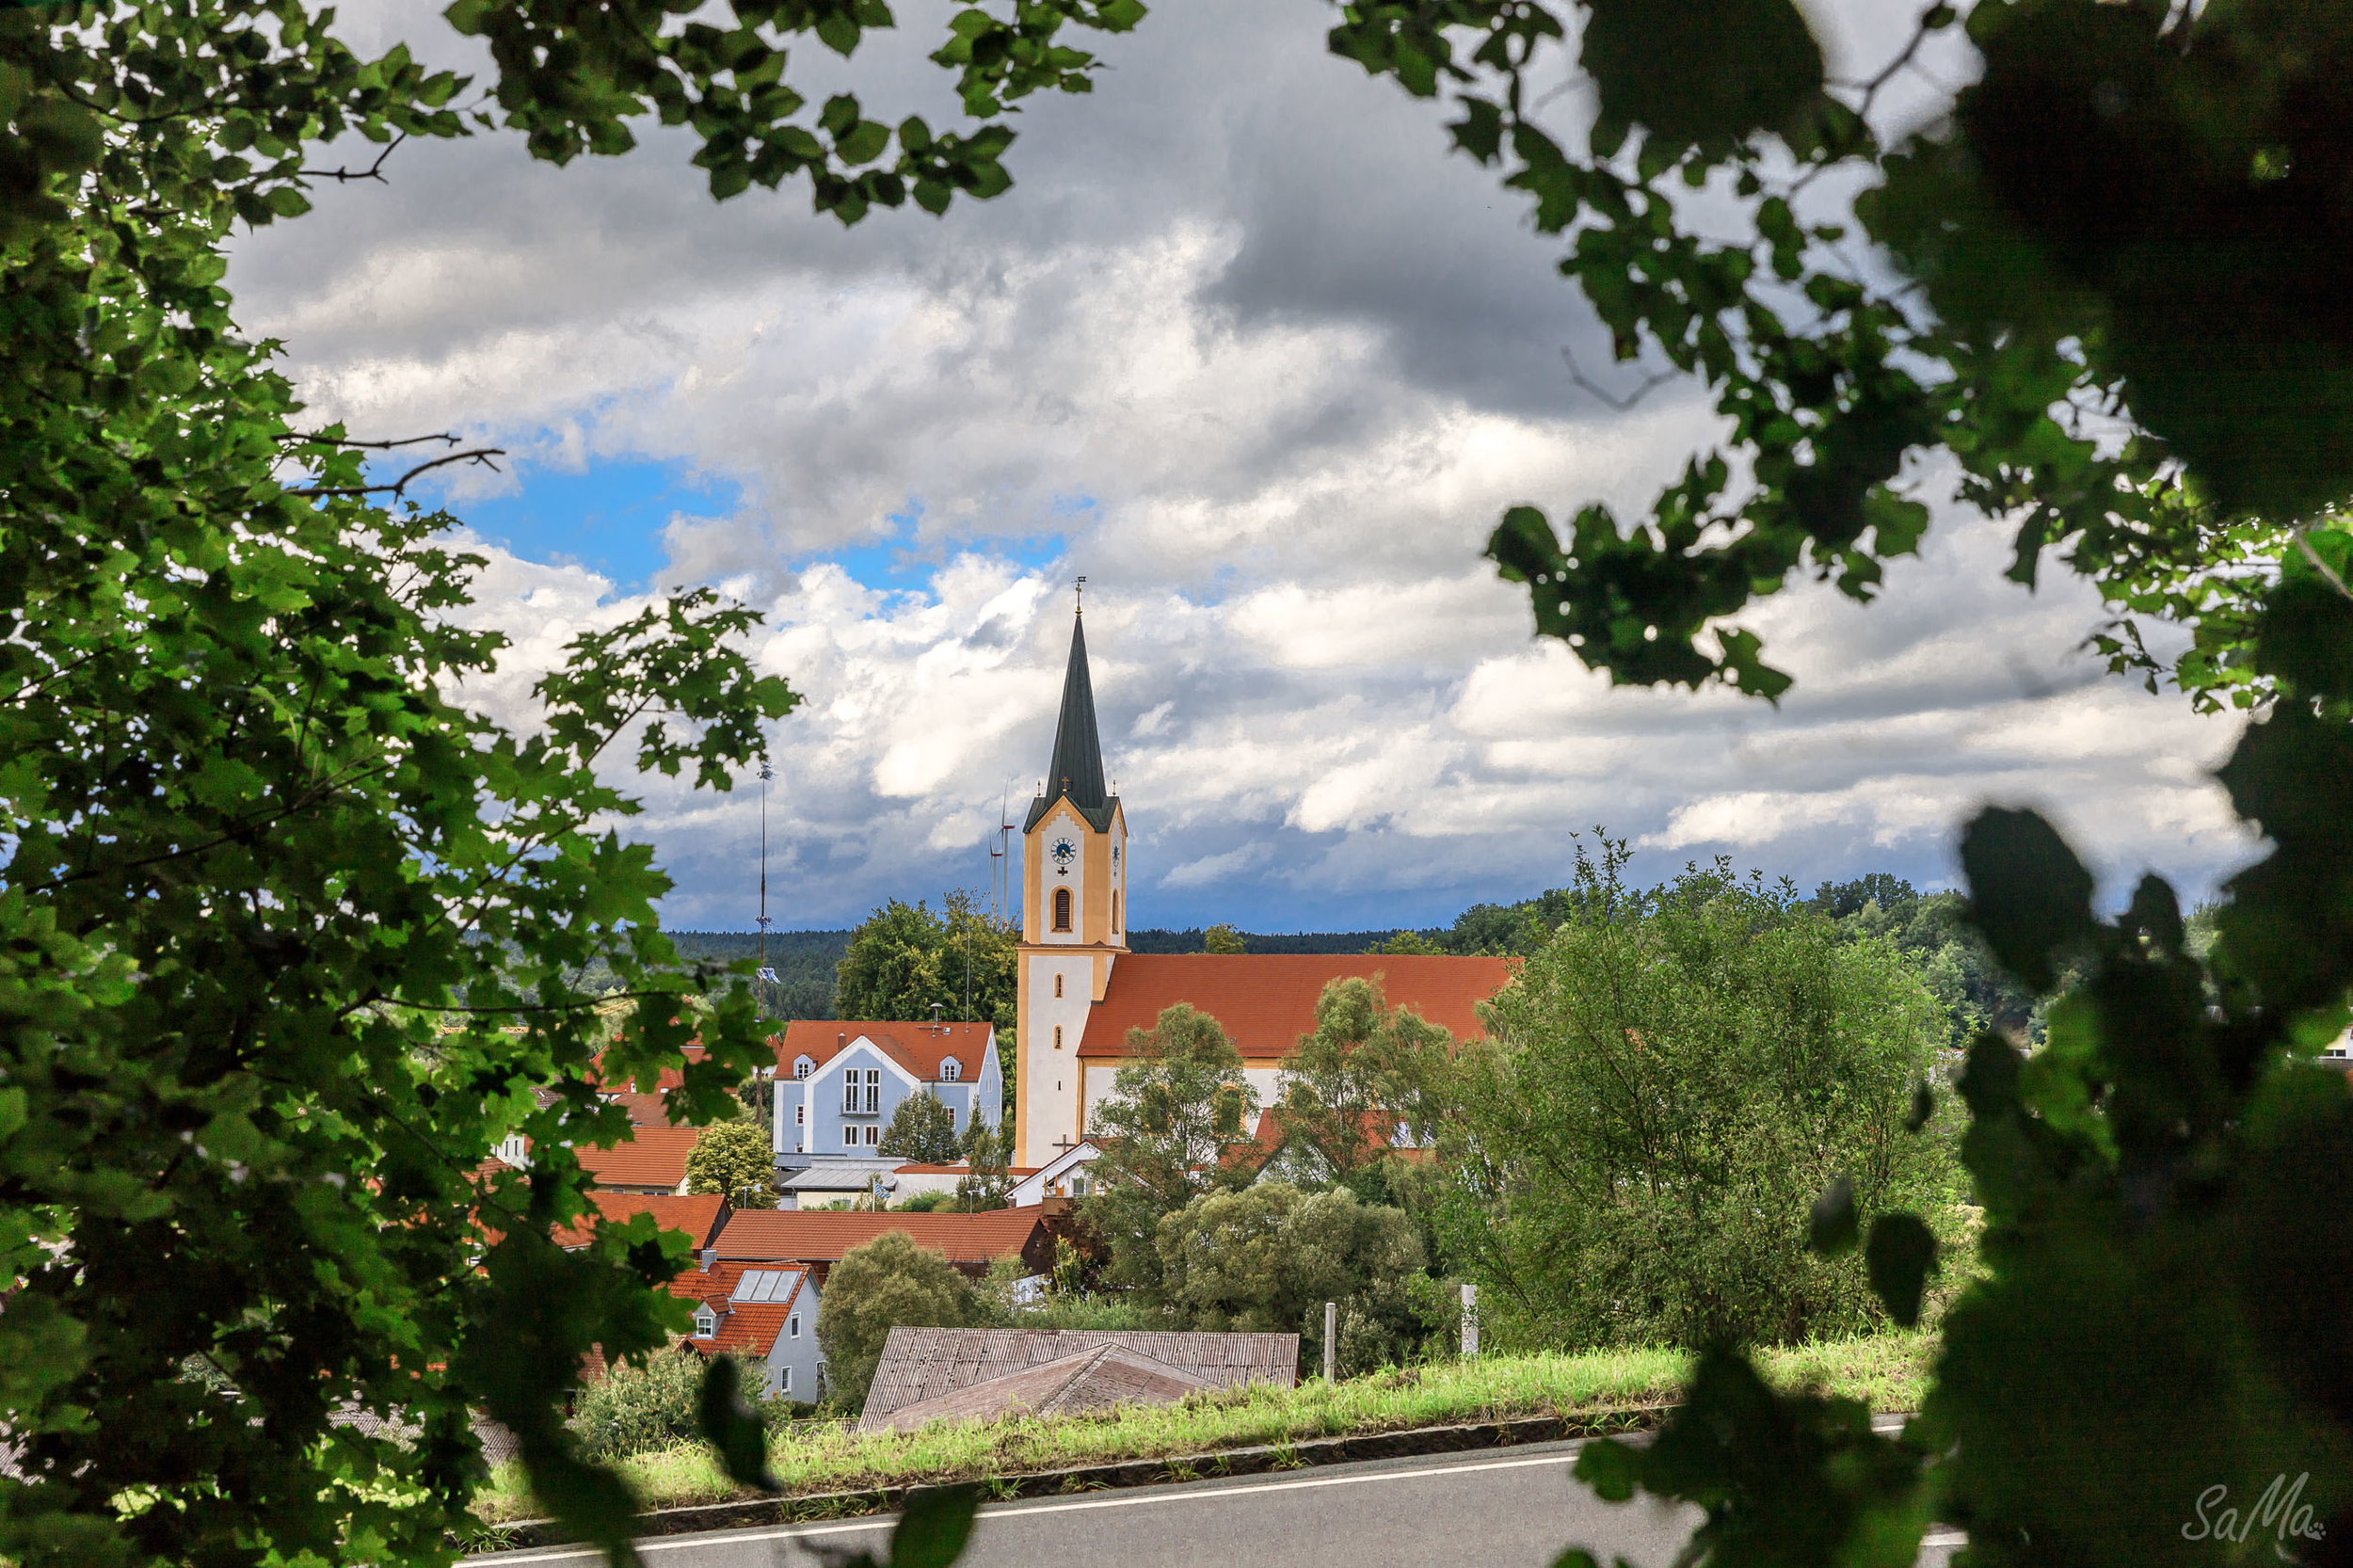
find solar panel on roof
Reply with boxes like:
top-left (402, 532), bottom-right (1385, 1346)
top-left (732, 1269), bottom-right (799, 1304)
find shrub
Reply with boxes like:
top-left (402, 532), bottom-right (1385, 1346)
top-left (1446, 843), bottom-right (1961, 1351)
top-left (572, 1352), bottom-right (707, 1463)
top-left (815, 1232), bottom-right (980, 1411)
top-left (1154, 1182), bottom-right (1438, 1375)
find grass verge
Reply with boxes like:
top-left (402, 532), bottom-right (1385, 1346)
top-left (471, 1331), bottom-right (1936, 1525)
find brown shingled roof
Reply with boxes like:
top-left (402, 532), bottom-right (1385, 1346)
top-left (1077, 954), bottom-right (1514, 1062)
top-left (860, 1328), bottom-right (1297, 1428)
top-left (773, 1020), bottom-right (994, 1082)
top-left (714, 1208), bottom-right (1051, 1276)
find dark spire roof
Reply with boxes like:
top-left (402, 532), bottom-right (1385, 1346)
top-left (1026, 611), bottom-right (1116, 833)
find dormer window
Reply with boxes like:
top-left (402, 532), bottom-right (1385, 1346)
top-left (693, 1306), bottom-right (717, 1338)
top-left (793, 1056), bottom-right (813, 1080)
top-left (939, 1058), bottom-right (960, 1082)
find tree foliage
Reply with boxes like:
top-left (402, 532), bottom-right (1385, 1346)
top-left (1152, 1182), bottom-right (1437, 1377)
top-left (951, 1115), bottom-right (1015, 1211)
top-left (1330, 1), bottom-right (2353, 1560)
top-left (1080, 1003), bottom-right (1258, 1291)
top-left (683, 1118), bottom-right (776, 1209)
top-left (1200, 922), bottom-right (1249, 954)
top-left (0, 0), bottom-right (1143, 1559)
top-left (877, 1093), bottom-right (961, 1165)
top-left (1446, 843), bottom-right (1958, 1352)
top-left (814, 1232), bottom-right (980, 1413)
top-left (1273, 976), bottom-right (1455, 1185)
top-left (834, 892), bottom-right (1018, 1110)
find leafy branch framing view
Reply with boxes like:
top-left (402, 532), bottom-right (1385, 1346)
top-left (2, 0), bottom-right (2350, 1564)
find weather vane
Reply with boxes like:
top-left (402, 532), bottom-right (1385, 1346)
top-left (1075, 574), bottom-right (1085, 615)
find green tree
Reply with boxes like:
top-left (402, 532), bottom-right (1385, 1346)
top-left (814, 1231), bottom-right (979, 1412)
top-left (952, 1115), bottom-right (1016, 1212)
top-left (1273, 976), bottom-right (1455, 1187)
top-left (1152, 1182), bottom-right (1435, 1377)
top-left (0, 0), bottom-right (1144, 1557)
top-left (834, 891), bottom-right (1020, 1114)
top-left (1200, 922), bottom-right (1249, 953)
top-left (1448, 841), bottom-right (1957, 1352)
top-left (1080, 1003), bottom-right (1259, 1291)
top-left (683, 1119), bottom-right (776, 1210)
top-left (876, 1093), bottom-right (960, 1165)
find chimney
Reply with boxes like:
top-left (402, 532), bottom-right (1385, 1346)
top-left (699, 1246), bottom-right (716, 1272)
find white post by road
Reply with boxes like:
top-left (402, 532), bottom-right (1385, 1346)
top-left (1461, 1282), bottom-right (1479, 1358)
top-left (1323, 1301), bottom-right (1337, 1384)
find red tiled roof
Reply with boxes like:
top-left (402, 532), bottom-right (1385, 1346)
top-left (555, 1192), bottom-right (728, 1250)
top-left (574, 1126), bottom-right (699, 1191)
top-left (602, 1091), bottom-right (675, 1128)
top-left (774, 1020), bottom-right (994, 1083)
top-left (715, 1208), bottom-right (1048, 1269)
top-left (666, 1260), bottom-right (810, 1358)
top-left (1077, 954), bottom-right (1515, 1062)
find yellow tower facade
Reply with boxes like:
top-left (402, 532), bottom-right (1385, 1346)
top-left (1014, 607), bottom-right (1127, 1166)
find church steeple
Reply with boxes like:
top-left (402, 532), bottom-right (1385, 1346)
top-left (1026, 608), bottom-right (1112, 832)
top-left (1014, 589), bottom-right (1129, 1166)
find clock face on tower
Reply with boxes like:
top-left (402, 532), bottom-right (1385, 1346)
top-left (1051, 837), bottom-right (1078, 873)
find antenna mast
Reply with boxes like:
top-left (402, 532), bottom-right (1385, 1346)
top-left (755, 761), bottom-right (775, 1019)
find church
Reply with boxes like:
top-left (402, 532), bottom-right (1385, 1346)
top-left (1012, 602), bottom-right (1516, 1166)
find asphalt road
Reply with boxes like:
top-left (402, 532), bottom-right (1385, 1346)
top-left (468, 1440), bottom-right (1967, 1568)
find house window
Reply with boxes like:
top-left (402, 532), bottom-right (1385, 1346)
top-left (796, 1104), bottom-right (805, 1126)
top-left (779, 1366), bottom-right (792, 1394)
top-left (693, 1307), bottom-right (716, 1337)
top-left (863, 1069), bottom-right (879, 1114)
top-left (843, 1127), bottom-right (856, 1148)
top-left (790, 1315), bottom-right (801, 1339)
top-left (948, 1107), bottom-right (958, 1128)
top-left (864, 1123), bottom-right (880, 1147)
top-left (1054, 973), bottom-right (1064, 998)
top-left (793, 1057), bottom-right (813, 1080)
top-left (1053, 1025), bottom-right (1063, 1050)
top-left (842, 1074), bottom-right (858, 1114)
top-left (940, 1058), bottom-right (960, 1081)
top-left (1071, 1175), bottom-right (1090, 1197)
top-left (1052, 887), bottom-right (1071, 932)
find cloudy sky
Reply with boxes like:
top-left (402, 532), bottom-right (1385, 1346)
top-left (226, 0), bottom-right (2256, 933)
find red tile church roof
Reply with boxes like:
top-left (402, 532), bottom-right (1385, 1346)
top-left (1076, 953), bottom-right (1516, 1062)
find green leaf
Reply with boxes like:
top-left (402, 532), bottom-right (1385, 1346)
top-left (888, 1484), bottom-right (983, 1568)
top-left (1807, 1176), bottom-right (1859, 1254)
top-left (696, 1356), bottom-right (778, 1491)
top-left (1865, 1212), bottom-right (1936, 1327)
top-left (1959, 807), bottom-right (2095, 994)
top-left (1579, 0), bottom-right (1823, 150)
top-left (1573, 1436), bottom-right (1641, 1503)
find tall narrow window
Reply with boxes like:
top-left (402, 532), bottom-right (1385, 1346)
top-left (1112, 890), bottom-right (1120, 932)
top-left (780, 1366), bottom-right (792, 1393)
top-left (1053, 973), bottom-right (1064, 998)
top-left (863, 1069), bottom-right (879, 1114)
top-left (864, 1123), bottom-right (880, 1146)
top-left (841, 1074), bottom-right (857, 1114)
top-left (1052, 887), bottom-right (1072, 932)
top-left (1053, 1025), bottom-right (1063, 1050)
top-left (795, 1104), bottom-right (804, 1126)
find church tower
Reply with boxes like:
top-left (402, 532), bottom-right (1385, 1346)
top-left (1014, 600), bottom-right (1127, 1165)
